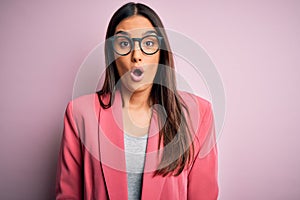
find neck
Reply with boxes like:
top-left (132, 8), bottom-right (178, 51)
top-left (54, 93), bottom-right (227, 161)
top-left (120, 85), bottom-right (152, 109)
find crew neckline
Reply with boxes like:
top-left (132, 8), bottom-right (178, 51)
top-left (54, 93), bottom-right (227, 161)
top-left (124, 132), bottom-right (148, 139)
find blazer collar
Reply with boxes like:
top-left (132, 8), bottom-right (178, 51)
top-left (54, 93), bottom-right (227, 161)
top-left (98, 90), bottom-right (166, 200)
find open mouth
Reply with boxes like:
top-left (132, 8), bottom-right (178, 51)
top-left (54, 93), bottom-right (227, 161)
top-left (130, 67), bottom-right (144, 82)
top-left (133, 68), bottom-right (143, 76)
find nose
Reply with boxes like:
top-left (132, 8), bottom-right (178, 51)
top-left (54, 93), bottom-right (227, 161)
top-left (131, 41), bottom-right (142, 62)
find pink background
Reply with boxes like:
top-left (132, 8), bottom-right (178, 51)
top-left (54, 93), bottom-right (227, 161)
top-left (1, 0), bottom-right (299, 199)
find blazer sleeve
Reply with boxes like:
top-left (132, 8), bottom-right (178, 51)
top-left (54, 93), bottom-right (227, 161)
top-left (55, 102), bottom-right (83, 199)
top-left (187, 101), bottom-right (219, 200)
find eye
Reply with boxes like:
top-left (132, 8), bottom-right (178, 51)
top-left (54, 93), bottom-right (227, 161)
top-left (145, 40), bottom-right (154, 47)
top-left (113, 36), bottom-right (131, 50)
top-left (142, 36), bottom-right (159, 49)
top-left (119, 41), bottom-right (129, 47)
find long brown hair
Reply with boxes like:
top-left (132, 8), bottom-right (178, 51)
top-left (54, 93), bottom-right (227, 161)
top-left (97, 2), bottom-right (194, 176)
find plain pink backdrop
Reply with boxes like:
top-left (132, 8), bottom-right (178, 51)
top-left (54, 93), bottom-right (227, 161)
top-left (0, 0), bottom-right (299, 199)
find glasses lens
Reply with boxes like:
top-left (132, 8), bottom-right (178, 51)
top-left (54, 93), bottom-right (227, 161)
top-left (113, 36), bottom-right (131, 55)
top-left (141, 36), bottom-right (159, 54)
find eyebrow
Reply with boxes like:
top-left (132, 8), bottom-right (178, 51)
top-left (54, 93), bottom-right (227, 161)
top-left (115, 30), bottom-right (129, 35)
top-left (115, 30), bottom-right (158, 36)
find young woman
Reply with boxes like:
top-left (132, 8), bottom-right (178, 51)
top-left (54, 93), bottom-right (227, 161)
top-left (56, 2), bottom-right (218, 200)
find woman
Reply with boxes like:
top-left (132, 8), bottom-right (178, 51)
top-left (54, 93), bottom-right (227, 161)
top-left (56, 2), bottom-right (218, 200)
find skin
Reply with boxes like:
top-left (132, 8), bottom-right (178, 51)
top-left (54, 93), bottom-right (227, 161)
top-left (114, 15), bottom-right (160, 137)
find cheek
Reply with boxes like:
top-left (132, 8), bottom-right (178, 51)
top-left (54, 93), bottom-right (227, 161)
top-left (147, 57), bottom-right (160, 78)
top-left (153, 52), bottom-right (160, 63)
top-left (145, 52), bottom-right (160, 66)
top-left (145, 52), bottom-right (160, 74)
top-left (115, 56), bottom-right (130, 75)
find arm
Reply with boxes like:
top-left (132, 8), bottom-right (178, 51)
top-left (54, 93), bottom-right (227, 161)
top-left (188, 102), bottom-right (219, 200)
top-left (55, 102), bottom-right (83, 199)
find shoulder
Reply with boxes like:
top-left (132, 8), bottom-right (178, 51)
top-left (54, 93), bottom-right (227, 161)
top-left (65, 93), bottom-right (100, 119)
top-left (178, 91), bottom-right (214, 144)
top-left (178, 90), bottom-right (212, 116)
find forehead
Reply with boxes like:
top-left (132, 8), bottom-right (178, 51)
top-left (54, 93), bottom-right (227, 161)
top-left (115, 15), bottom-right (156, 36)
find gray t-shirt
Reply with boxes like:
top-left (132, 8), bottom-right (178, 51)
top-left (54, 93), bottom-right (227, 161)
top-left (124, 133), bottom-right (148, 200)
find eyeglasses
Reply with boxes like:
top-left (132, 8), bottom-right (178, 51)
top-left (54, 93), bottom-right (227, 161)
top-left (110, 35), bottom-right (163, 56)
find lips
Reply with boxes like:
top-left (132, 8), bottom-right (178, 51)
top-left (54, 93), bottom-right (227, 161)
top-left (130, 67), bottom-right (144, 82)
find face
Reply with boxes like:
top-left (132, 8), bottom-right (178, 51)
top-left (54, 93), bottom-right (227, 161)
top-left (113, 15), bottom-right (160, 94)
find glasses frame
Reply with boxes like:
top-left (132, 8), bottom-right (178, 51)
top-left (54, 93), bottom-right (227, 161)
top-left (110, 35), bottom-right (163, 56)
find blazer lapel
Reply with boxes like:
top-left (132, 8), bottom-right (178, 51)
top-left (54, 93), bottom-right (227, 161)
top-left (98, 91), bottom-right (128, 199)
top-left (98, 91), bottom-right (166, 199)
top-left (141, 108), bottom-right (166, 200)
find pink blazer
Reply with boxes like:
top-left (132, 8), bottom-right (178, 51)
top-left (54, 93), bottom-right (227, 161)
top-left (55, 91), bottom-right (218, 200)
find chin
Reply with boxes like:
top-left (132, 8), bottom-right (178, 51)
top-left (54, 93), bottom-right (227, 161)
top-left (123, 82), bottom-right (153, 94)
